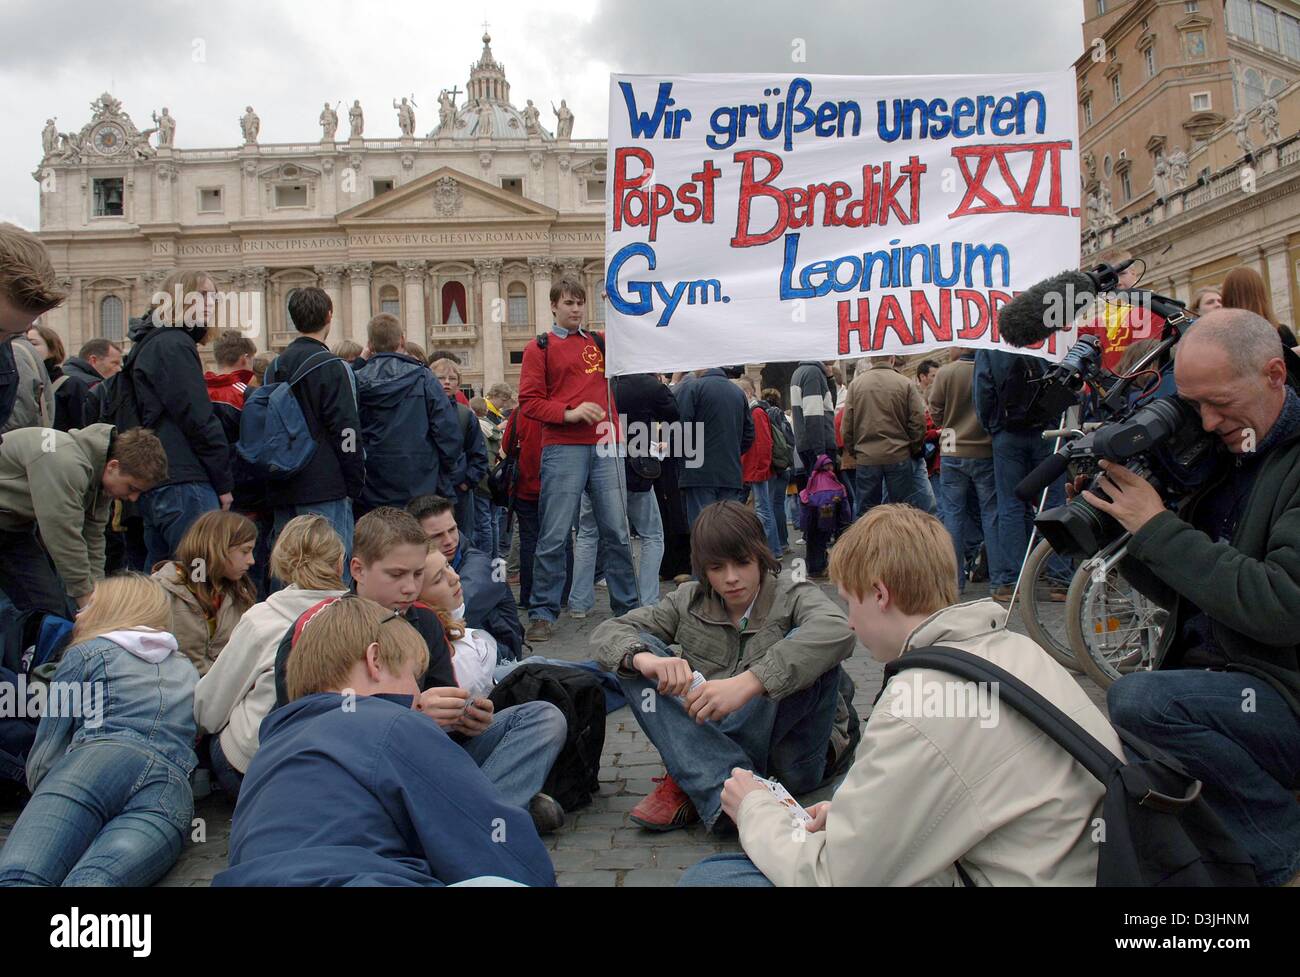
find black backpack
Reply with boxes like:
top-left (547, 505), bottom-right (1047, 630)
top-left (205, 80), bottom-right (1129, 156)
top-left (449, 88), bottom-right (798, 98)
top-left (490, 662), bottom-right (606, 812)
top-left (881, 647), bottom-right (1257, 886)
top-left (997, 355), bottom-right (1075, 432)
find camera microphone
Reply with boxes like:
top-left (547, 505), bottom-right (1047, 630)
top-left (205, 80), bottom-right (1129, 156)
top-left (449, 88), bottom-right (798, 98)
top-left (1014, 450), bottom-right (1072, 503)
top-left (997, 260), bottom-right (1137, 349)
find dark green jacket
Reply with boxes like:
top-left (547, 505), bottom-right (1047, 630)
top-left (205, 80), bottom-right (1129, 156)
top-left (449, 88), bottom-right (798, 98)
top-left (1121, 410), bottom-right (1300, 716)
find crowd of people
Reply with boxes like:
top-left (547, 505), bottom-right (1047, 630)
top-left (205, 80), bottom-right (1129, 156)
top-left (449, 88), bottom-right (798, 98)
top-left (1, 218), bottom-right (1297, 887)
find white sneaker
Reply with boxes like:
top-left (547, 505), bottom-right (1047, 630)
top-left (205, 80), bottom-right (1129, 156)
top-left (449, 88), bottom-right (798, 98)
top-left (570, 609), bottom-right (588, 619)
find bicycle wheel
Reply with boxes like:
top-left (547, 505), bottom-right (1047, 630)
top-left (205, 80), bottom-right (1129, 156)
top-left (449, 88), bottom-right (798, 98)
top-left (1065, 562), bottom-right (1169, 689)
top-left (1017, 539), bottom-right (1080, 672)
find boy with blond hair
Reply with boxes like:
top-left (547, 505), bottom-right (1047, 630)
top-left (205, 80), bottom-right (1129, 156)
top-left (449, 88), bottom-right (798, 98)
top-left (682, 504), bottom-right (1123, 887)
top-left (216, 595), bottom-right (555, 887)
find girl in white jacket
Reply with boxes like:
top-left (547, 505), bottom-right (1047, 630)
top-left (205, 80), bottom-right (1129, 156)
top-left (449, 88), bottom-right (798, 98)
top-left (193, 514), bottom-right (347, 796)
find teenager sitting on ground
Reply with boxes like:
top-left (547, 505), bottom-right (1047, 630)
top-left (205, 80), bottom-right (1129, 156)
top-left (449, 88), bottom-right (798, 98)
top-left (271, 507), bottom-right (568, 832)
top-left (0, 575), bottom-right (199, 887)
top-left (680, 504), bottom-right (1123, 887)
top-left (214, 595), bottom-right (555, 887)
top-left (152, 510), bottom-right (258, 676)
top-left (418, 548), bottom-right (497, 702)
top-left (0, 425), bottom-right (167, 619)
top-left (194, 514), bottom-right (348, 797)
top-left (408, 494), bottom-right (523, 661)
top-left (592, 500), bottom-right (857, 832)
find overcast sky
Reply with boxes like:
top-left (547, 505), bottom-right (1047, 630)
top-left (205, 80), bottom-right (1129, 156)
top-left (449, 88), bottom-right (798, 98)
top-left (0, 0), bottom-right (1084, 229)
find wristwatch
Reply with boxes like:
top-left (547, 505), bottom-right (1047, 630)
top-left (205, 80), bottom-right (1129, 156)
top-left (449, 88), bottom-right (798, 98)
top-left (619, 643), bottom-right (649, 675)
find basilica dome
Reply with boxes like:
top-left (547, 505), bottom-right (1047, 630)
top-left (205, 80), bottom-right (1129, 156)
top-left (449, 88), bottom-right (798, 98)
top-left (432, 33), bottom-right (553, 141)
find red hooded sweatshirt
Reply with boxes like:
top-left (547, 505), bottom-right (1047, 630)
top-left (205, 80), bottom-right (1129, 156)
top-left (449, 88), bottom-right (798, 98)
top-left (205, 369), bottom-right (253, 409)
top-left (741, 403), bottom-right (774, 485)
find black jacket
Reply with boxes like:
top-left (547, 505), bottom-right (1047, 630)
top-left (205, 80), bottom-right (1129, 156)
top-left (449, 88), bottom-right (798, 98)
top-left (61, 356), bottom-right (104, 388)
top-left (123, 315), bottom-right (232, 494)
top-left (45, 360), bottom-right (93, 432)
top-left (262, 336), bottom-right (365, 508)
top-left (0, 340), bottom-right (17, 431)
top-left (354, 352), bottom-right (461, 510)
top-left (450, 402), bottom-right (489, 492)
top-left (611, 373), bottom-right (680, 493)
top-left (675, 368), bottom-right (754, 490)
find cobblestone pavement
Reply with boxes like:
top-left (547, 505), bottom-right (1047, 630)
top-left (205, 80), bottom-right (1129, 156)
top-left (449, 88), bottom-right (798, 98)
top-left (0, 554), bottom-right (1105, 888)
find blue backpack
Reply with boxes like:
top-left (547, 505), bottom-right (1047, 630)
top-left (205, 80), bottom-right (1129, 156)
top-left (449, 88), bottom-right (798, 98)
top-left (237, 350), bottom-right (345, 481)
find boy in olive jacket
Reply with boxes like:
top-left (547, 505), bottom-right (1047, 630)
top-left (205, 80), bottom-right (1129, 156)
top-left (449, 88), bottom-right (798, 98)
top-left (592, 501), bottom-right (856, 832)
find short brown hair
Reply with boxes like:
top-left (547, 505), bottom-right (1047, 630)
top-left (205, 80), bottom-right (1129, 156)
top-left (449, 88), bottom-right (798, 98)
top-left (212, 329), bottom-right (256, 369)
top-left (549, 277), bottom-right (587, 305)
top-left (270, 514), bottom-right (345, 591)
top-left (79, 338), bottom-right (121, 361)
top-left (287, 286), bottom-right (332, 333)
top-left (353, 507), bottom-right (429, 567)
top-left (690, 501), bottom-right (780, 597)
top-left (404, 341), bottom-right (425, 364)
top-left (829, 504), bottom-right (957, 616)
top-left (430, 357), bottom-right (461, 380)
top-left (366, 313), bottom-right (403, 353)
top-left (286, 595), bottom-right (429, 700)
top-left (332, 340), bottom-right (363, 362)
top-left (109, 428), bottom-right (169, 486)
top-left (0, 223), bottom-right (66, 315)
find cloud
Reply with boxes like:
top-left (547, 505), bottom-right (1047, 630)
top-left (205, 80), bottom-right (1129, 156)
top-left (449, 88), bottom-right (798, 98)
top-left (0, 0), bottom-right (1083, 230)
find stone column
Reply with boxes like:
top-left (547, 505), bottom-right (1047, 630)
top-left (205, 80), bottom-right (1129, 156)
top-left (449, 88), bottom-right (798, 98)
top-left (529, 256), bottom-right (554, 335)
top-left (1264, 240), bottom-right (1294, 330)
top-left (399, 259), bottom-right (427, 343)
top-left (476, 257), bottom-right (505, 390)
top-left (318, 265), bottom-right (346, 344)
top-left (242, 266), bottom-right (269, 351)
top-left (1172, 272), bottom-right (1192, 308)
top-left (45, 277), bottom-right (74, 349)
top-left (348, 262), bottom-right (372, 344)
top-left (155, 163), bottom-right (177, 223)
top-left (1237, 246), bottom-right (1265, 276)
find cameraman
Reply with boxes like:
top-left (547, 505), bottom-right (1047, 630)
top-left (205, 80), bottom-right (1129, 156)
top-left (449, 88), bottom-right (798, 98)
top-left (1083, 310), bottom-right (1300, 886)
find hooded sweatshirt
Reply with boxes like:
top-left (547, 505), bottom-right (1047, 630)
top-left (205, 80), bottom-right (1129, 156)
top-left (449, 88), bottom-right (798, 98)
top-left (204, 369), bottom-right (253, 409)
top-left (214, 691), bottom-right (556, 887)
top-left (0, 423), bottom-right (115, 599)
top-left (354, 352), bottom-right (462, 510)
top-left (194, 585), bottom-right (347, 773)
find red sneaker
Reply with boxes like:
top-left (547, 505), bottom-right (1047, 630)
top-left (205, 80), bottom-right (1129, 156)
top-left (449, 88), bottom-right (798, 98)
top-left (629, 774), bottom-right (699, 831)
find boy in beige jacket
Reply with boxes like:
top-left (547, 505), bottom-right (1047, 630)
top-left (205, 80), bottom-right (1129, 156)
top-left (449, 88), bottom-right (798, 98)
top-left (681, 504), bottom-right (1122, 886)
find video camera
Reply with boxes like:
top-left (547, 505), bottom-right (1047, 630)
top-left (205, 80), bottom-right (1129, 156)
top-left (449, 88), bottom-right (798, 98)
top-left (1007, 264), bottom-right (1221, 560)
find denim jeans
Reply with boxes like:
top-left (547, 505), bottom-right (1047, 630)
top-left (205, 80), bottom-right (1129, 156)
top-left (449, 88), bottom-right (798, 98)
top-left (679, 852), bottom-right (775, 887)
top-left (474, 494), bottom-right (499, 563)
top-left (618, 634), bottom-right (840, 828)
top-left (531, 444), bottom-right (639, 623)
top-left (1107, 669), bottom-right (1300, 886)
top-left (683, 486), bottom-right (747, 529)
top-left (0, 741), bottom-right (192, 886)
top-left (496, 506), bottom-right (511, 561)
top-left (514, 497), bottom-right (540, 608)
top-left (569, 494), bottom-right (600, 615)
top-left (991, 429), bottom-right (1067, 586)
top-left (750, 480), bottom-right (781, 557)
top-left (458, 701), bottom-right (568, 809)
top-left (768, 473), bottom-right (790, 555)
top-left (207, 734), bottom-right (245, 800)
top-left (856, 458), bottom-right (935, 517)
top-left (626, 489), bottom-right (665, 607)
top-left (455, 490), bottom-right (477, 549)
top-left (140, 481), bottom-right (220, 570)
top-left (938, 456), bottom-right (1000, 591)
top-left (271, 498), bottom-right (355, 587)
top-left (0, 528), bottom-right (78, 619)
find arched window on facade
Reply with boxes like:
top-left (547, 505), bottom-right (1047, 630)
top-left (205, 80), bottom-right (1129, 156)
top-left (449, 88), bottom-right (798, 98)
top-left (1243, 67), bottom-right (1266, 109)
top-left (442, 281), bottom-right (467, 325)
top-left (507, 281), bottom-right (529, 326)
top-left (100, 295), bottom-right (124, 341)
top-left (379, 284), bottom-right (401, 319)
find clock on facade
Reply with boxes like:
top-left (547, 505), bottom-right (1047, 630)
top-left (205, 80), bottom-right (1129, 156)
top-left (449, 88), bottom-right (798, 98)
top-left (92, 123), bottom-right (127, 155)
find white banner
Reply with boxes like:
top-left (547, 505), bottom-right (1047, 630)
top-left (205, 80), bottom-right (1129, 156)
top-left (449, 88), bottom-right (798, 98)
top-left (604, 71), bottom-right (1082, 376)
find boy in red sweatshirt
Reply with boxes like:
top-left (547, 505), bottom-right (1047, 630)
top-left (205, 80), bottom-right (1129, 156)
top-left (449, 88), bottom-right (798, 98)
top-left (204, 331), bottom-right (257, 409)
top-left (516, 278), bottom-right (640, 642)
